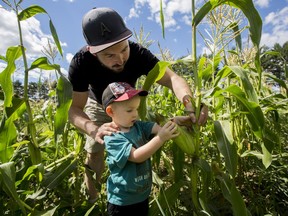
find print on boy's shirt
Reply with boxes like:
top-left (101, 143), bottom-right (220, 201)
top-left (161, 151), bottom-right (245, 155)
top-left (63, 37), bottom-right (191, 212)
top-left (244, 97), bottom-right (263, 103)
top-left (135, 163), bottom-right (151, 182)
top-left (133, 161), bottom-right (151, 193)
top-left (134, 171), bottom-right (151, 183)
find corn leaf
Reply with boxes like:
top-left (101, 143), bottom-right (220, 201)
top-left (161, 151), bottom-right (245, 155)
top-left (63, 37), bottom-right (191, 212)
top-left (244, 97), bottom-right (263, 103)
top-left (195, 158), bottom-right (212, 212)
top-left (49, 19), bottom-right (63, 57)
top-left (18, 5), bottom-right (63, 56)
top-left (0, 162), bottom-right (26, 214)
top-left (28, 57), bottom-right (60, 71)
top-left (214, 66), bottom-right (232, 87)
top-left (214, 121), bottom-right (237, 178)
top-left (139, 61), bottom-right (171, 120)
top-left (0, 96), bottom-right (26, 163)
top-left (18, 5), bottom-right (47, 21)
top-left (42, 157), bottom-right (77, 189)
top-left (265, 73), bottom-right (288, 91)
top-left (149, 181), bottom-right (183, 216)
top-left (215, 172), bottom-right (248, 216)
top-left (28, 205), bottom-right (59, 215)
top-left (172, 144), bottom-right (185, 182)
top-left (229, 66), bottom-right (259, 103)
top-left (0, 46), bottom-right (22, 108)
top-left (225, 84), bottom-right (264, 138)
top-left (202, 53), bottom-right (222, 84)
top-left (230, 182), bottom-right (249, 216)
top-left (159, 0), bottom-right (165, 39)
top-left (230, 22), bottom-right (242, 51)
top-left (54, 75), bottom-right (72, 151)
top-left (261, 143), bottom-right (272, 168)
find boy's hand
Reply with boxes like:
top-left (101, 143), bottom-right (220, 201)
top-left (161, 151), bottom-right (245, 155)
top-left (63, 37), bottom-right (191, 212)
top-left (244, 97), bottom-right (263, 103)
top-left (158, 121), bottom-right (179, 142)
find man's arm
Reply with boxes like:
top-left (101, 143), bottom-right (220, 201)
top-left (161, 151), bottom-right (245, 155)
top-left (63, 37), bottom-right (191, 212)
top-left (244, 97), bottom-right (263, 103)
top-left (68, 91), bottom-right (99, 138)
top-left (69, 91), bottom-right (119, 144)
top-left (157, 67), bottom-right (208, 125)
top-left (157, 67), bottom-right (193, 102)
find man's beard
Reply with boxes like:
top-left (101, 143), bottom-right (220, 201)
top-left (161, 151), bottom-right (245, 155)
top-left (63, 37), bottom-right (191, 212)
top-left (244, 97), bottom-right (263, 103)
top-left (97, 56), bottom-right (126, 73)
top-left (111, 63), bottom-right (126, 73)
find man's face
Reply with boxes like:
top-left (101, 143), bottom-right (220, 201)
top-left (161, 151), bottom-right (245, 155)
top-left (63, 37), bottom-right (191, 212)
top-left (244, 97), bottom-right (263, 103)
top-left (92, 40), bottom-right (130, 73)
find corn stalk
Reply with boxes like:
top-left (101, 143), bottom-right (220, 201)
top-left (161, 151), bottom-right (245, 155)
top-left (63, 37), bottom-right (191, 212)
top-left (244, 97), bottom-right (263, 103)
top-left (0, 1), bottom-right (72, 214)
top-left (153, 0), bottom-right (264, 215)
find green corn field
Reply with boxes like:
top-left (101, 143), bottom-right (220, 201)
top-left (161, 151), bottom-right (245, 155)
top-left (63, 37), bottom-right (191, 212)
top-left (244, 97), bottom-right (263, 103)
top-left (0, 0), bottom-right (287, 215)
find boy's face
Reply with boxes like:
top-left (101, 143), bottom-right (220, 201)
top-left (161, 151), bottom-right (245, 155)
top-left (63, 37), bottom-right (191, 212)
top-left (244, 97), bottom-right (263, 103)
top-left (110, 96), bottom-right (140, 129)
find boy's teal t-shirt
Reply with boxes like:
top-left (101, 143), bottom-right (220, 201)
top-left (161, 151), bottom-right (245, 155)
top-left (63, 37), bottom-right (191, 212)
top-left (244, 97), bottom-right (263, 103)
top-left (104, 121), bottom-right (155, 206)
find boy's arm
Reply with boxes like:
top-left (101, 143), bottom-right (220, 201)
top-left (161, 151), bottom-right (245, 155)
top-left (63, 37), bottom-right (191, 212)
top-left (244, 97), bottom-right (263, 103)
top-left (128, 121), bottom-right (179, 163)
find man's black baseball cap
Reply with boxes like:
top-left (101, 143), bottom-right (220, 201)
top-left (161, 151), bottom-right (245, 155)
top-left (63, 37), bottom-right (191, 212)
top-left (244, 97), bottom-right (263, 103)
top-left (82, 7), bottom-right (132, 54)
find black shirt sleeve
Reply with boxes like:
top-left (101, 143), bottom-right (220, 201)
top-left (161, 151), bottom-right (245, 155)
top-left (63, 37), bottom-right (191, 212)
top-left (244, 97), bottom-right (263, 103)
top-left (68, 46), bottom-right (91, 92)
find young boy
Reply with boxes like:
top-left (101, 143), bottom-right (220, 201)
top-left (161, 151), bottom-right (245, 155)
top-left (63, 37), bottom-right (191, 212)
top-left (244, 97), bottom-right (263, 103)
top-left (102, 82), bottom-right (180, 216)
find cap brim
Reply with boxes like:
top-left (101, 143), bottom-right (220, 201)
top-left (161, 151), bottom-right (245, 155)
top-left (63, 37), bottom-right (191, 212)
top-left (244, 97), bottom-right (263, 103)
top-left (114, 90), bottom-right (148, 102)
top-left (89, 31), bottom-right (132, 54)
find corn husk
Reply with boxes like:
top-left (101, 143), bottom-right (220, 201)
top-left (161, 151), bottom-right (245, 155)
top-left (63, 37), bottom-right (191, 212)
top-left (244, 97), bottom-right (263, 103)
top-left (173, 126), bottom-right (195, 155)
top-left (148, 113), bottom-right (196, 155)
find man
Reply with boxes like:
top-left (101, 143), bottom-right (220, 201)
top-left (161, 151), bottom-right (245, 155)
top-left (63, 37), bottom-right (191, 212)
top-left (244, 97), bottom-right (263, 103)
top-left (68, 7), bottom-right (208, 203)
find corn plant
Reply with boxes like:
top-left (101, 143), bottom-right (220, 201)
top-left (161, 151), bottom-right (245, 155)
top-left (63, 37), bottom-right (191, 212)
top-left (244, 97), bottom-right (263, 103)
top-left (138, 0), bottom-right (288, 215)
top-left (1, 0), bottom-right (287, 215)
top-left (0, 1), bottom-right (89, 215)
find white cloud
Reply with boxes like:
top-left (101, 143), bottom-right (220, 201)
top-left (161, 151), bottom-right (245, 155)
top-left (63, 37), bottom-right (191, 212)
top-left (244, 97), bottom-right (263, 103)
top-left (128, 8), bottom-right (140, 19)
top-left (66, 53), bottom-right (74, 64)
top-left (165, 0), bottom-right (191, 17)
top-left (264, 7), bottom-right (288, 25)
top-left (254, 0), bottom-right (270, 8)
top-left (261, 6), bottom-right (288, 47)
top-left (0, 6), bottom-right (54, 60)
top-left (182, 15), bottom-right (192, 26)
top-left (129, 0), bottom-right (204, 29)
top-left (0, 5), bottom-right (67, 82)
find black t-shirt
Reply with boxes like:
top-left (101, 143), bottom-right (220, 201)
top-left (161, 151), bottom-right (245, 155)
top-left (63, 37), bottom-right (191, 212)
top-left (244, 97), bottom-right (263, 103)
top-left (68, 41), bottom-right (159, 104)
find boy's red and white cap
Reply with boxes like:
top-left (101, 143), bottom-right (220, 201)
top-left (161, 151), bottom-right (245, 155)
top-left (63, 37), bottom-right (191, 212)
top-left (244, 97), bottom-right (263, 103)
top-left (102, 82), bottom-right (148, 109)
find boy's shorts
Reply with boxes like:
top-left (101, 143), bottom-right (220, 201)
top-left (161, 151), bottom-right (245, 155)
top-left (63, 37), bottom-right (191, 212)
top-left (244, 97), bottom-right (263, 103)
top-left (84, 97), bottom-right (112, 153)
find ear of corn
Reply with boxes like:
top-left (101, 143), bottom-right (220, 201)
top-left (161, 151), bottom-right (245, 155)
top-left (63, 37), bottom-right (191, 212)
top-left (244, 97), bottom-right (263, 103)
top-left (149, 113), bottom-right (196, 155)
top-left (173, 126), bottom-right (195, 155)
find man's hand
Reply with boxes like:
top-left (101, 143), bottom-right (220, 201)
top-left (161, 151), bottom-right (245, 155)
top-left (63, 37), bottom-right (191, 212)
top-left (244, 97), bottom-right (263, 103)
top-left (188, 104), bottom-right (208, 126)
top-left (94, 122), bottom-right (119, 144)
top-left (182, 95), bottom-right (209, 126)
top-left (171, 116), bottom-right (192, 127)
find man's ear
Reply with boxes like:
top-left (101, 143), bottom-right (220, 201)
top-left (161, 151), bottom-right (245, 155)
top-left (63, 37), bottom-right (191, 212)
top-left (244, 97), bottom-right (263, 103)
top-left (87, 46), bottom-right (97, 56)
top-left (105, 106), bottom-right (113, 117)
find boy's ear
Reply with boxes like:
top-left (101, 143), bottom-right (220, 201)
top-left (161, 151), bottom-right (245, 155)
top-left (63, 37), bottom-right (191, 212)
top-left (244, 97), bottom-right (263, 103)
top-left (105, 106), bottom-right (113, 117)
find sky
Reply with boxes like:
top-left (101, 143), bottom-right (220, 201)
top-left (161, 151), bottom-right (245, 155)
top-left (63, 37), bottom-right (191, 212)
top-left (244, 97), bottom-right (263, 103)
top-left (0, 0), bottom-right (288, 83)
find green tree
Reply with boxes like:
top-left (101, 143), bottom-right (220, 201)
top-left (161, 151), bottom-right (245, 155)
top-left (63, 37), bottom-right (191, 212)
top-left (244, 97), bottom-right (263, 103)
top-left (261, 41), bottom-right (288, 80)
